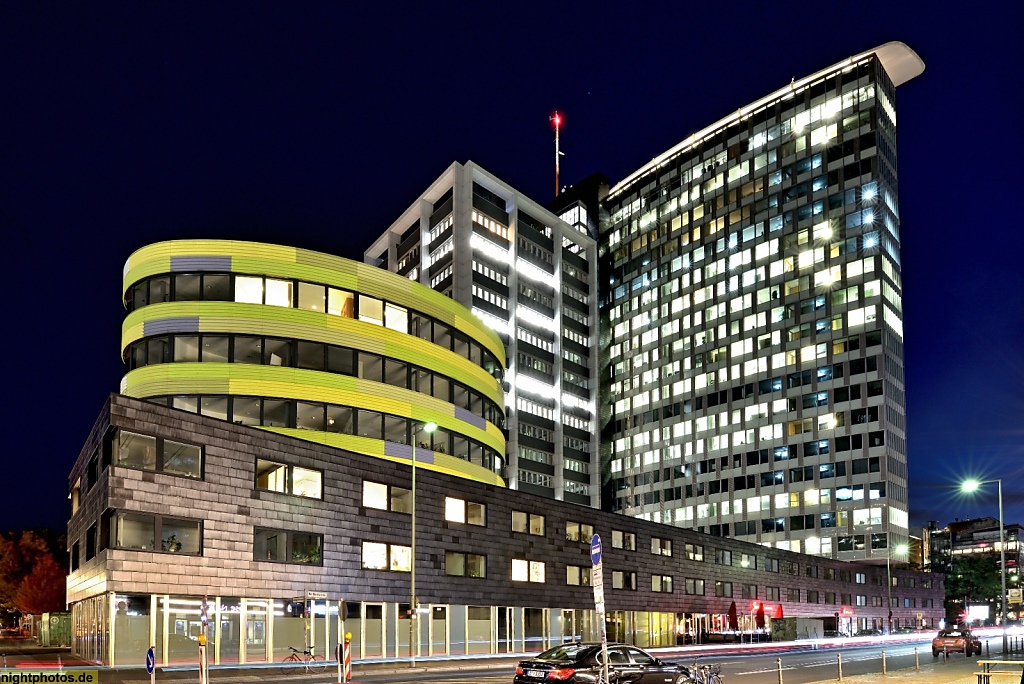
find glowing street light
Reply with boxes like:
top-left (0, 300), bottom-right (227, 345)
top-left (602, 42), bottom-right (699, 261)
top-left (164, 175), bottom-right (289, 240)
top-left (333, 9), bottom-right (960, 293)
top-left (886, 542), bottom-right (909, 634)
top-left (961, 478), bottom-right (1007, 654)
top-left (410, 420), bottom-right (438, 668)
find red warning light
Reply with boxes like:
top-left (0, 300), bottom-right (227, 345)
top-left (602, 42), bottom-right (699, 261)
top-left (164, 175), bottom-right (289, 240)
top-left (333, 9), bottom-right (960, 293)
top-left (551, 111), bottom-right (562, 128)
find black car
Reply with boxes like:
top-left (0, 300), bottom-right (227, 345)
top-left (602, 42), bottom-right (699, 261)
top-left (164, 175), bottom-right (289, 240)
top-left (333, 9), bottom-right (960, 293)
top-left (514, 642), bottom-right (692, 683)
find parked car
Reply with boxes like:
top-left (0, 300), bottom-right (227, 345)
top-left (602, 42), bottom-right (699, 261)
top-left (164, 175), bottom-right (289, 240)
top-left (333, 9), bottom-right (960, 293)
top-left (857, 629), bottom-right (882, 637)
top-left (514, 642), bottom-right (694, 684)
top-left (932, 628), bottom-right (981, 657)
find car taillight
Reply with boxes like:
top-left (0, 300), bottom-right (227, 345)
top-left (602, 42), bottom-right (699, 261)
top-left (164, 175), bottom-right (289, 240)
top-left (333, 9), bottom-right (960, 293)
top-left (516, 666), bottom-right (525, 675)
top-left (547, 668), bottom-right (576, 680)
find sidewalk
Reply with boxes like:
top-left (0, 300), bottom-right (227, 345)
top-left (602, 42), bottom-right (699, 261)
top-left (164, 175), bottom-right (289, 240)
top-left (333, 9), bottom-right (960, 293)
top-left (804, 655), bottom-right (1010, 684)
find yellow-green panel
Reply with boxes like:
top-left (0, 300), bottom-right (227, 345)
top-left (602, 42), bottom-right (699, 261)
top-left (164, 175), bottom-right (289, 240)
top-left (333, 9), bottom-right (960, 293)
top-left (123, 240), bottom-right (504, 365)
top-left (121, 302), bottom-right (503, 406)
top-left (122, 364), bottom-right (504, 452)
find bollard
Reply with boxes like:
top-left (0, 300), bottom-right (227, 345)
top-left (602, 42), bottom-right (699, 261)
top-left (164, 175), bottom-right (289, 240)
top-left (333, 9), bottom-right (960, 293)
top-left (943, 646), bottom-right (948, 662)
top-left (837, 652), bottom-right (843, 682)
top-left (986, 639), bottom-right (990, 658)
top-left (882, 649), bottom-right (886, 675)
top-left (914, 646), bottom-right (919, 671)
top-left (777, 656), bottom-right (783, 684)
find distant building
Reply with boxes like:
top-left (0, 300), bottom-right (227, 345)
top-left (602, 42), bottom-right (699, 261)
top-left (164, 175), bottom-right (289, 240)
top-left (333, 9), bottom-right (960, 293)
top-left (925, 518), bottom-right (1023, 574)
top-left (598, 43), bottom-right (924, 562)
top-left (365, 162), bottom-right (601, 507)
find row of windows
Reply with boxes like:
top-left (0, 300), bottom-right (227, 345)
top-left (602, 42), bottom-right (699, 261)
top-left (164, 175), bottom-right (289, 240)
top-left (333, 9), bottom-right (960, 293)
top-left (125, 272), bottom-right (503, 379)
top-left (144, 395), bottom-right (504, 474)
top-left (127, 333), bottom-right (503, 426)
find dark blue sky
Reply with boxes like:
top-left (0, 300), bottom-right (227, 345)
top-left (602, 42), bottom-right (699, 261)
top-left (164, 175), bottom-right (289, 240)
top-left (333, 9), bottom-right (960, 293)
top-left (2, 3), bottom-right (1021, 534)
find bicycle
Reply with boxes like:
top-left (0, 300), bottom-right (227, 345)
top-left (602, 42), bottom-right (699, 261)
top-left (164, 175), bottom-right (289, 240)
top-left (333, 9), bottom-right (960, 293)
top-left (686, 660), bottom-right (724, 684)
top-left (279, 645), bottom-right (327, 674)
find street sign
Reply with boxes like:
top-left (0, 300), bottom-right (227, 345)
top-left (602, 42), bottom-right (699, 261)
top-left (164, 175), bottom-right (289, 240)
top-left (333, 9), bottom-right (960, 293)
top-left (146, 647), bottom-right (155, 674)
top-left (306, 590), bottom-right (328, 600)
top-left (1008, 588), bottom-right (1022, 605)
top-left (590, 534), bottom-right (602, 566)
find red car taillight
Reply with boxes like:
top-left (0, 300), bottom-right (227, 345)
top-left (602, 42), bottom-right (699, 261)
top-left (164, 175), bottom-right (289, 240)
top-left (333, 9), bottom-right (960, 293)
top-left (516, 666), bottom-right (525, 675)
top-left (547, 667), bottom-right (576, 681)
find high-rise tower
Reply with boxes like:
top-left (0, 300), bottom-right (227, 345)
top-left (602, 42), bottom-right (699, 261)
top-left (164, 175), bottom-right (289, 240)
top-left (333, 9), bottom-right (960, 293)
top-left (600, 43), bottom-right (924, 562)
top-left (366, 162), bottom-right (600, 507)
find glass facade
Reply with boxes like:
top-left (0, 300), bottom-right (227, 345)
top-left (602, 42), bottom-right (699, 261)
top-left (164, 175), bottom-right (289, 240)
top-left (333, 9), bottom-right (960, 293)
top-left (601, 55), bottom-right (913, 561)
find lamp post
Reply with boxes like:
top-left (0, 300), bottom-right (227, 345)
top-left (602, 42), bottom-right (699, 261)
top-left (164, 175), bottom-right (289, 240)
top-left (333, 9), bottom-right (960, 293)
top-left (886, 542), bottom-right (908, 634)
top-left (961, 478), bottom-right (1007, 655)
top-left (409, 421), bottom-right (437, 668)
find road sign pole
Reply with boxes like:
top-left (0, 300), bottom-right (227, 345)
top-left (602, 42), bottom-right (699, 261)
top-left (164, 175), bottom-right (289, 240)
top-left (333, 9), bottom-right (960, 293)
top-left (590, 534), bottom-right (609, 684)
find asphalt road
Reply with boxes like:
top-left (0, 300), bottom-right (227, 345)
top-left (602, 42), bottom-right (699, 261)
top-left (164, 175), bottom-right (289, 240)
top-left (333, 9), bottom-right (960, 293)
top-left (334, 641), bottom-right (995, 684)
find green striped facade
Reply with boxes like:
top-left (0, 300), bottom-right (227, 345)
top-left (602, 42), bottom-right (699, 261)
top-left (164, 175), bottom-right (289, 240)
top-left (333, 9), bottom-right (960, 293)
top-left (121, 239), bottom-right (507, 486)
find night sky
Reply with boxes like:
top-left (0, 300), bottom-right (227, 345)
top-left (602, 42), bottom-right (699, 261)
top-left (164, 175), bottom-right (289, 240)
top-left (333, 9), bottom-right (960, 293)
top-left (2, 4), bottom-right (1021, 535)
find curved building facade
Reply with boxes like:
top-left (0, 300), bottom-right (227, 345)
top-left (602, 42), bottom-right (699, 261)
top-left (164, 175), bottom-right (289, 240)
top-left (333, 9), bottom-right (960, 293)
top-left (121, 239), bottom-right (506, 485)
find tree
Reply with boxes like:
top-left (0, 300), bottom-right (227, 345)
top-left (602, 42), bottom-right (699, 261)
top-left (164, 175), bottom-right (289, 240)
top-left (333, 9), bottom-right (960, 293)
top-left (14, 555), bottom-right (65, 615)
top-left (943, 552), bottom-right (1002, 624)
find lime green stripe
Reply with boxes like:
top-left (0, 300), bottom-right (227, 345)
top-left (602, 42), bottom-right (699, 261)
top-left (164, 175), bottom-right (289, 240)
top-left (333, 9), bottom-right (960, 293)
top-left (122, 302), bottom-right (502, 405)
top-left (260, 427), bottom-right (505, 487)
top-left (123, 240), bottom-right (504, 365)
top-left (123, 364), bottom-right (504, 451)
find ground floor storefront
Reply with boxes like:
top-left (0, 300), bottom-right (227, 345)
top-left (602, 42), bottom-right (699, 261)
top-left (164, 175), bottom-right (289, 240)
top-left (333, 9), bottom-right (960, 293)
top-left (71, 593), bottom-right (750, 666)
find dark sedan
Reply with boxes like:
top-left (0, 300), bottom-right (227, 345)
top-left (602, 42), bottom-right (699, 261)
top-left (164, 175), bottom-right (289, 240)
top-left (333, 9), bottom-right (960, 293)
top-left (514, 642), bottom-right (691, 683)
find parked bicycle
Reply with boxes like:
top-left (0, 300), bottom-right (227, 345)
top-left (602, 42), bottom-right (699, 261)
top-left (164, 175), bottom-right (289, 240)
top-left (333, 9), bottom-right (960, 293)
top-left (279, 645), bottom-right (327, 674)
top-left (688, 660), bottom-right (724, 684)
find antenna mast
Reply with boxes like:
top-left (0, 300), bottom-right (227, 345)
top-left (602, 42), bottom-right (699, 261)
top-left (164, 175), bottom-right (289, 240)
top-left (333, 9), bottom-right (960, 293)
top-left (551, 111), bottom-right (563, 196)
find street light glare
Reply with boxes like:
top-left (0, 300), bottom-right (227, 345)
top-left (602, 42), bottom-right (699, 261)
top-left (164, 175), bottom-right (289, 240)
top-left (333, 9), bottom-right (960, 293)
top-left (423, 421), bottom-right (438, 433)
top-left (961, 479), bottom-right (981, 493)
top-left (895, 544), bottom-right (909, 554)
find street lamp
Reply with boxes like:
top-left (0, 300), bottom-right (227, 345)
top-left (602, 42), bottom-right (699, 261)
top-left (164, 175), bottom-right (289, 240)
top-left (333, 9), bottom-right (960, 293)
top-left (409, 420), bottom-right (437, 668)
top-left (961, 478), bottom-right (1007, 655)
top-left (886, 541), bottom-right (908, 634)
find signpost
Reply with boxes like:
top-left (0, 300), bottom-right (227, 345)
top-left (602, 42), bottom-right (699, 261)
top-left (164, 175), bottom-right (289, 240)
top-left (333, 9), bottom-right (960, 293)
top-left (198, 596), bottom-right (209, 684)
top-left (146, 646), bottom-right (155, 684)
top-left (590, 534), bottom-right (609, 684)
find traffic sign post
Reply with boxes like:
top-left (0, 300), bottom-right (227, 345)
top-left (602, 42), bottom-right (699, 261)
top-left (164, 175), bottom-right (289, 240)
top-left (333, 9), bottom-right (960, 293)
top-left (146, 646), bottom-right (155, 684)
top-left (590, 534), bottom-right (609, 684)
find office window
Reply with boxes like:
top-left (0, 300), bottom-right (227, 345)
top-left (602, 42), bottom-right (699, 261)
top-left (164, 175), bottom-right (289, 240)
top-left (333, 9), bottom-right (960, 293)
top-left (611, 530), bottom-right (636, 551)
top-left (685, 578), bottom-right (705, 595)
top-left (444, 497), bottom-right (486, 526)
top-left (360, 541), bottom-right (410, 572)
top-left (715, 581), bottom-right (733, 598)
top-left (362, 480), bottom-right (411, 512)
top-left (652, 575), bottom-right (673, 593)
top-left (512, 510), bottom-right (545, 535)
top-left (807, 590), bottom-right (820, 603)
top-left (740, 553), bottom-right (757, 569)
top-left (855, 572), bottom-right (866, 584)
top-left (766, 587), bottom-right (780, 601)
top-left (566, 521), bottom-right (594, 543)
top-left (685, 543), bottom-right (704, 562)
top-left (254, 529), bottom-right (321, 565)
top-left (715, 549), bottom-right (732, 566)
top-left (566, 565), bottom-right (592, 586)
top-left (445, 551), bottom-right (486, 578)
top-left (742, 584), bottom-right (757, 599)
top-left (256, 459), bottom-right (322, 499)
top-left (109, 511), bottom-right (202, 555)
top-left (612, 571), bottom-right (637, 590)
top-left (788, 588), bottom-right (800, 602)
top-left (651, 537), bottom-right (672, 556)
top-left (511, 559), bottom-right (546, 583)
top-left (767, 558), bottom-right (780, 573)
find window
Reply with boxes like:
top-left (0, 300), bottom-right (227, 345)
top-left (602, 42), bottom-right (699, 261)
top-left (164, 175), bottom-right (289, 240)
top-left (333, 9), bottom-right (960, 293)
top-left (444, 497), bottom-right (486, 526)
top-left (807, 590), bottom-right (820, 603)
top-left (612, 571), bottom-right (637, 590)
top-left (611, 530), bottom-right (636, 551)
top-left (256, 459), bottom-right (322, 499)
top-left (566, 522), bottom-right (594, 543)
top-left (742, 584), bottom-right (757, 599)
top-left (685, 543), bottom-right (704, 562)
top-left (362, 481), bottom-right (411, 512)
top-left (115, 430), bottom-right (203, 478)
top-left (740, 553), bottom-right (757, 569)
top-left (652, 575), bottom-right (673, 593)
top-left (108, 512), bottom-right (202, 555)
top-left (360, 541), bottom-right (410, 571)
top-left (651, 537), bottom-right (672, 556)
top-left (686, 578), bottom-right (705, 595)
top-left (715, 549), bottom-right (733, 565)
top-left (511, 559), bottom-right (546, 583)
top-left (566, 565), bottom-right (592, 586)
top-left (788, 588), bottom-right (800, 602)
top-left (766, 586), bottom-right (780, 601)
top-left (767, 558), bottom-right (780, 573)
top-left (715, 581), bottom-right (733, 598)
top-left (512, 510), bottom-right (545, 535)
top-left (445, 551), bottom-right (486, 578)
top-left (855, 572), bottom-right (866, 584)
